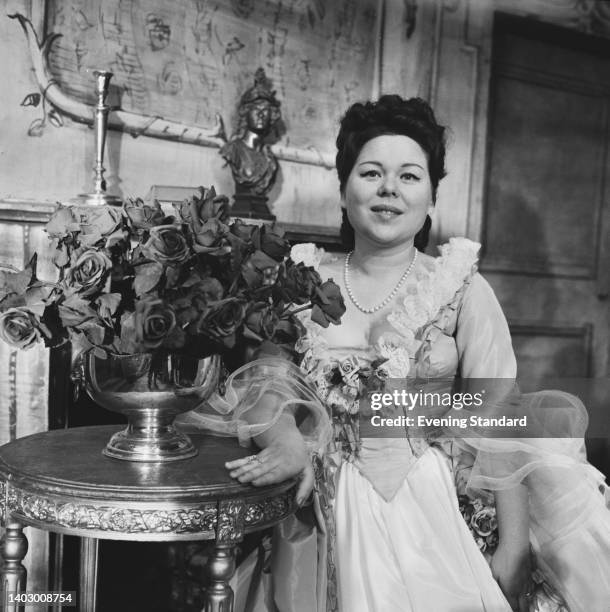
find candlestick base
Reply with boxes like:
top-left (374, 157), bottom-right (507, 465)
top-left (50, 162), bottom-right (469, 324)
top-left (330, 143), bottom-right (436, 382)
top-left (72, 192), bottom-right (123, 207)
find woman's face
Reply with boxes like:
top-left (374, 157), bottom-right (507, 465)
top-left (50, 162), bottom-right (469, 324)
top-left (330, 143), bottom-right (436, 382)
top-left (342, 134), bottom-right (433, 250)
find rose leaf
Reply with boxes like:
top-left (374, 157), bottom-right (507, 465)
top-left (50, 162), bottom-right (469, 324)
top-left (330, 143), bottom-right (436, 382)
top-left (97, 293), bottom-right (122, 318)
top-left (134, 262), bottom-right (164, 296)
top-left (82, 322), bottom-right (106, 346)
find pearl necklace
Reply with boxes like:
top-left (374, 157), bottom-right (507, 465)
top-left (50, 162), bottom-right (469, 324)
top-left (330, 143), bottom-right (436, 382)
top-left (344, 249), bottom-right (418, 314)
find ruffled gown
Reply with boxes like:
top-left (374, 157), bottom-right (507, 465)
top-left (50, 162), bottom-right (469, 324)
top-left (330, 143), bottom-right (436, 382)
top-left (294, 238), bottom-right (609, 612)
top-left (184, 238), bottom-right (610, 612)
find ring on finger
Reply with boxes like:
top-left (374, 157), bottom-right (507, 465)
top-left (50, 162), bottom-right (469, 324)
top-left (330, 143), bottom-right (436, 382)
top-left (247, 455), bottom-right (263, 465)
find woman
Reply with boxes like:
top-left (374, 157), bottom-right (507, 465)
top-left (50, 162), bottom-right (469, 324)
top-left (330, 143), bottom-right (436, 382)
top-left (221, 96), bottom-right (610, 612)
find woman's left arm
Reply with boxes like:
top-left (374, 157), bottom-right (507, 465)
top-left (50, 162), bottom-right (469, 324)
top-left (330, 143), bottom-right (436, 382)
top-left (491, 486), bottom-right (531, 611)
top-left (456, 273), bottom-right (531, 611)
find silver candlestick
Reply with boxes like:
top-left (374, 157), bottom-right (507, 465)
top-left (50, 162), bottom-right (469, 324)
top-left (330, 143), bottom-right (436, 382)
top-left (74, 70), bottom-right (122, 206)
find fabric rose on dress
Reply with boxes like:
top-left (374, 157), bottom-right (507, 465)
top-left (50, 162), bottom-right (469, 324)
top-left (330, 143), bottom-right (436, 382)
top-left (311, 281), bottom-right (346, 328)
top-left (64, 249), bottom-right (112, 297)
top-left (289, 243), bottom-right (323, 269)
top-left (339, 356), bottom-right (360, 384)
top-left (0, 307), bottom-right (50, 349)
top-left (134, 298), bottom-right (176, 350)
top-left (375, 332), bottom-right (411, 378)
top-left (124, 198), bottom-right (165, 230)
top-left (326, 387), bottom-right (355, 414)
top-left (470, 506), bottom-right (498, 538)
top-left (141, 225), bottom-right (190, 265)
top-left (339, 356), bottom-right (361, 398)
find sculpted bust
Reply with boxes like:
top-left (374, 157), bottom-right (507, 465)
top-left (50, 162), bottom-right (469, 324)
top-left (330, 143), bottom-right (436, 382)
top-left (219, 68), bottom-right (281, 198)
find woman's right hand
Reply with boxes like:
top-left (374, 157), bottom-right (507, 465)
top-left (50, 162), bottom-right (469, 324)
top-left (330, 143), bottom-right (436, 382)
top-left (225, 427), bottom-right (315, 506)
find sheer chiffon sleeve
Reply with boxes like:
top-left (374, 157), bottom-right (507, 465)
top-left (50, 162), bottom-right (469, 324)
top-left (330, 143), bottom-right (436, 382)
top-left (455, 273), bottom-right (517, 379)
top-left (452, 272), bottom-right (595, 490)
top-left (176, 357), bottom-right (332, 453)
top-left (451, 273), bottom-right (610, 611)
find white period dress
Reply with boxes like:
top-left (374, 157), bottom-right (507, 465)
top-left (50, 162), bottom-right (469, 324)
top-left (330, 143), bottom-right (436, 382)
top-left (192, 238), bottom-right (610, 612)
top-left (297, 238), bottom-right (610, 612)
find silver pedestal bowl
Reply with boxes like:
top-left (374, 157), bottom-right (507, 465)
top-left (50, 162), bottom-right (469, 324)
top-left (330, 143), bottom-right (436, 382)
top-left (84, 351), bottom-right (221, 462)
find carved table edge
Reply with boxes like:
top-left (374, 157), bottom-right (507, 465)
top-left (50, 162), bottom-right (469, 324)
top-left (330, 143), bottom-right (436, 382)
top-left (0, 479), bottom-right (297, 541)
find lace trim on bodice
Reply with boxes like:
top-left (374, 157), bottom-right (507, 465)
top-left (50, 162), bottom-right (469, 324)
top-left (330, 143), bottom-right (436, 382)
top-left (383, 237), bottom-right (480, 377)
top-left (295, 238), bottom-right (479, 379)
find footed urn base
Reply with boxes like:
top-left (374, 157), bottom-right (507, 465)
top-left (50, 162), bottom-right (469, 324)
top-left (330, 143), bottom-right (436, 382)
top-left (103, 424), bottom-right (198, 462)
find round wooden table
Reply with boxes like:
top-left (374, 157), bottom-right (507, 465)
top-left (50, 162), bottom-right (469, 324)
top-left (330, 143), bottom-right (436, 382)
top-left (0, 425), bottom-right (297, 611)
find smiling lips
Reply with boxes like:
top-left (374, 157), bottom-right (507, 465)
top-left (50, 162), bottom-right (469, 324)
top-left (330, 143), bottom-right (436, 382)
top-left (370, 205), bottom-right (403, 215)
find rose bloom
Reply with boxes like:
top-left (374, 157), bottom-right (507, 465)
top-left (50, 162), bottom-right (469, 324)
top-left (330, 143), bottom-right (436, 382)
top-left (72, 205), bottom-right (123, 238)
top-left (190, 278), bottom-right (224, 305)
top-left (124, 198), bottom-right (165, 230)
top-left (197, 299), bottom-right (246, 348)
top-left (0, 307), bottom-right (46, 349)
top-left (281, 263), bottom-right (322, 304)
top-left (192, 218), bottom-right (230, 253)
top-left (174, 186), bottom-right (229, 226)
top-left (241, 250), bottom-right (280, 289)
top-left (46, 204), bottom-right (79, 239)
top-left (339, 355), bottom-right (360, 384)
top-left (258, 229), bottom-right (290, 262)
top-left (174, 278), bottom-right (225, 328)
top-left (142, 225), bottom-right (190, 265)
top-left (311, 281), bottom-right (346, 327)
top-left (230, 219), bottom-right (257, 242)
top-left (470, 506), bottom-right (498, 538)
top-left (134, 299), bottom-right (176, 350)
top-left (64, 249), bottom-right (112, 297)
top-left (245, 305), bottom-right (279, 340)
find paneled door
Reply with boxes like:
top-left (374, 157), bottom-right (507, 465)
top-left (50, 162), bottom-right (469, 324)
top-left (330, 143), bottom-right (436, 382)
top-left (482, 14), bottom-right (610, 473)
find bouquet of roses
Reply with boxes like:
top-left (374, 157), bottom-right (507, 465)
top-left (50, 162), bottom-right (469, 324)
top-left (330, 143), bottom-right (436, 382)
top-left (0, 187), bottom-right (345, 365)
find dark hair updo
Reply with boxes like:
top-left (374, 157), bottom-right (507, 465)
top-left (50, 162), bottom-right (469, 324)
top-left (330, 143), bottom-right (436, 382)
top-left (335, 95), bottom-right (447, 251)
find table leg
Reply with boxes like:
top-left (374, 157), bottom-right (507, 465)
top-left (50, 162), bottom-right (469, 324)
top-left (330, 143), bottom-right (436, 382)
top-left (203, 543), bottom-right (236, 612)
top-left (79, 537), bottom-right (99, 612)
top-left (0, 520), bottom-right (28, 612)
